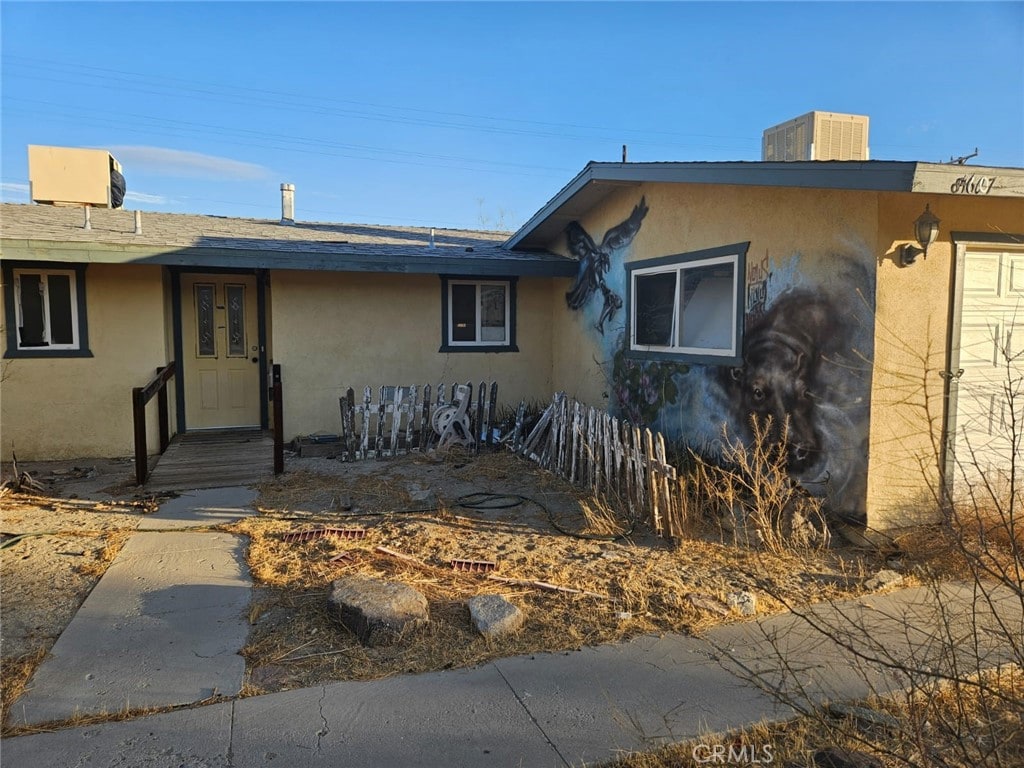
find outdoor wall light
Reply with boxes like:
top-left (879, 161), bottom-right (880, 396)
top-left (899, 204), bottom-right (941, 267)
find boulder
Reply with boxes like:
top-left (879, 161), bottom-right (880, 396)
top-left (328, 575), bottom-right (429, 647)
top-left (727, 590), bottom-right (758, 616)
top-left (686, 593), bottom-right (730, 616)
top-left (468, 595), bottom-right (524, 639)
top-left (864, 569), bottom-right (903, 591)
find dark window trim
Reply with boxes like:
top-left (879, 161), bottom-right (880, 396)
top-left (2, 261), bottom-right (93, 358)
top-left (439, 275), bottom-right (519, 353)
top-left (624, 241), bottom-right (748, 367)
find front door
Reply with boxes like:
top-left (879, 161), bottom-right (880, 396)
top-left (181, 274), bottom-right (261, 430)
top-left (950, 244), bottom-right (1024, 487)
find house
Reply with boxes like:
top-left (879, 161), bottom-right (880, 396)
top-left (3, 156), bottom-right (1023, 532)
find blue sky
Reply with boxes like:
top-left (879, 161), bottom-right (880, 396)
top-left (2, 1), bottom-right (1022, 231)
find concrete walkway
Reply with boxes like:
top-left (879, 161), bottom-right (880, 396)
top-left (3, 485), bottom-right (1021, 767)
top-left (6, 487), bottom-right (257, 728)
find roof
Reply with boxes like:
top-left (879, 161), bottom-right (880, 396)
top-left (0, 203), bottom-right (576, 277)
top-left (507, 160), bottom-right (1024, 249)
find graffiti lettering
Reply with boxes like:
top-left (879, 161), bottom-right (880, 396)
top-left (747, 281), bottom-right (767, 316)
top-left (950, 174), bottom-right (996, 195)
top-left (746, 253), bottom-right (770, 316)
top-left (747, 253), bottom-right (770, 284)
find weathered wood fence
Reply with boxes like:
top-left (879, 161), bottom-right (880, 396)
top-left (339, 382), bottom-right (498, 461)
top-left (508, 392), bottom-right (685, 539)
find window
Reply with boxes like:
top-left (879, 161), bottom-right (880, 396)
top-left (626, 243), bottom-right (747, 364)
top-left (440, 276), bottom-right (518, 352)
top-left (3, 264), bottom-right (91, 357)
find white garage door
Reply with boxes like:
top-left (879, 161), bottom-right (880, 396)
top-left (950, 243), bottom-right (1024, 487)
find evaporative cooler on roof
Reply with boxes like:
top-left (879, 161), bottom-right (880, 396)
top-left (761, 112), bottom-right (869, 162)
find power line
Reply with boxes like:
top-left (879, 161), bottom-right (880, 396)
top-left (2, 55), bottom-right (761, 152)
top-left (3, 100), bottom-right (575, 179)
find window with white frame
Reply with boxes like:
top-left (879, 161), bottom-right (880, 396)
top-left (627, 244), bottom-right (747, 363)
top-left (441, 277), bottom-right (517, 351)
top-left (12, 268), bottom-right (82, 350)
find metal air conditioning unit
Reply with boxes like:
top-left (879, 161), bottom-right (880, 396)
top-left (28, 145), bottom-right (126, 208)
top-left (762, 112), bottom-right (869, 161)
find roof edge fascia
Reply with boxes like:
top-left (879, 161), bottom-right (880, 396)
top-left (505, 159), bottom-right (1024, 250)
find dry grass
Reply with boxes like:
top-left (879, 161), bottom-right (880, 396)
top-left (73, 530), bottom-right (133, 579)
top-left (229, 450), bottom-right (884, 694)
top-left (0, 648), bottom-right (47, 725)
top-left (893, 491), bottom-right (1024, 583)
top-left (603, 665), bottom-right (1024, 768)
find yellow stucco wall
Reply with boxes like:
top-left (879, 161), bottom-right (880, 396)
top-left (869, 193), bottom-right (1024, 526)
top-left (548, 182), bottom-right (879, 407)
top-left (1, 263), bottom-right (170, 460)
top-left (269, 271), bottom-right (554, 439)
top-left (543, 180), bottom-right (1023, 529)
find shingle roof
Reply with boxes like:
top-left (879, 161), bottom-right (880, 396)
top-left (0, 203), bottom-right (576, 277)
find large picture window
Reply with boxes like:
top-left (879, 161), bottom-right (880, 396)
top-left (3, 263), bottom-right (91, 357)
top-left (440, 276), bottom-right (518, 352)
top-left (627, 243), bottom-right (747, 364)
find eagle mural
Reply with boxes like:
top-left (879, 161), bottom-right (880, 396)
top-left (564, 196), bottom-right (648, 334)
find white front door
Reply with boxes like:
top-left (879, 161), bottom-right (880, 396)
top-left (182, 274), bottom-right (261, 430)
top-left (951, 245), bottom-right (1024, 487)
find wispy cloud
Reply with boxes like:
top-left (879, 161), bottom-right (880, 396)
top-left (1, 182), bottom-right (30, 200)
top-left (124, 190), bottom-right (170, 205)
top-left (107, 146), bottom-right (270, 181)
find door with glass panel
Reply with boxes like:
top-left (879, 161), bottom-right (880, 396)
top-left (181, 274), bottom-right (260, 429)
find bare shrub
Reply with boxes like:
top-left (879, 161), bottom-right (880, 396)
top-left (702, 339), bottom-right (1024, 768)
top-left (683, 416), bottom-right (831, 554)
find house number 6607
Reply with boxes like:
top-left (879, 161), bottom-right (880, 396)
top-left (950, 174), bottom-right (996, 195)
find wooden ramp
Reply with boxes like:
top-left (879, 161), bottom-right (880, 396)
top-left (145, 429), bottom-right (274, 493)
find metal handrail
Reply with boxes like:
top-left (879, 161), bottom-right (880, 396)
top-left (132, 361), bottom-right (176, 485)
top-left (272, 363), bottom-right (284, 474)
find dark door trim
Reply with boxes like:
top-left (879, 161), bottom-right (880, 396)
top-left (170, 266), bottom-right (269, 433)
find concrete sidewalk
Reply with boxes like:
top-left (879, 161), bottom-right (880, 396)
top-left (5, 581), bottom-right (1020, 768)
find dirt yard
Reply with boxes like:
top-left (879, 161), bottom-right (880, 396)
top-left (0, 448), bottom-right (900, 725)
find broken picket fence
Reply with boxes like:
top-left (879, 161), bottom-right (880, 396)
top-left (338, 382), bottom-right (499, 461)
top-left (507, 392), bottom-right (686, 540)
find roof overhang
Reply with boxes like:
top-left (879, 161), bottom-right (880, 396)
top-left (506, 160), bottom-right (1024, 250)
top-left (0, 239), bottom-right (578, 278)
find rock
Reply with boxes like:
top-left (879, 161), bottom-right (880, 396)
top-left (686, 592), bottom-right (730, 616)
top-left (727, 590), bottom-right (758, 616)
top-left (331, 494), bottom-right (353, 511)
top-left (826, 703), bottom-right (901, 732)
top-left (864, 569), bottom-right (903, 591)
top-left (812, 746), bottom-right (883, 768)
top-left (468, 594), bottom-right (524, 639)
top-left (407, 484), bottom-right (437, 507)
top-left (328, 576), bottom-right (429, 647)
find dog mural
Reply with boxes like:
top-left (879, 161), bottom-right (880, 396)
top-left (719, 284), bottom-right (871, 524)
top-left (724, 293), bottom-right (839, 473)
top-left (565, 197), bottom-right (648, 334)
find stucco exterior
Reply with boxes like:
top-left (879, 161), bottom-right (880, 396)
top-left (870, 193), bottom-right (1024, 526)
top-left (541, 180), bottom-right (1023, 530)
top-left (2, 162), bottom-right (1021, 533)
top-left (269, 271), bottom-right (554, 439)
top-left (1, 263), bottom-right (169, 460)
